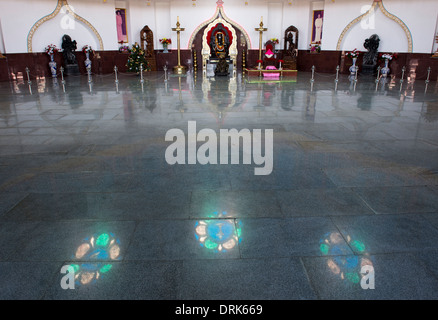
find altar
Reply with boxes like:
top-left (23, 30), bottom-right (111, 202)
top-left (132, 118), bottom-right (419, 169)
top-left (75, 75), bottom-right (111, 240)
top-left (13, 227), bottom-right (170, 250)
top-left (201, 16), bottom-right (238, 77)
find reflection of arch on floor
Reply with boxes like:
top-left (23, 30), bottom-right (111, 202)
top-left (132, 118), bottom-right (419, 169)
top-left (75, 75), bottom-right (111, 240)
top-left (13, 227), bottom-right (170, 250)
top-left (27, 0), bottom-right (104, 52)
top-left (336, 0), bottom-right (412, 53)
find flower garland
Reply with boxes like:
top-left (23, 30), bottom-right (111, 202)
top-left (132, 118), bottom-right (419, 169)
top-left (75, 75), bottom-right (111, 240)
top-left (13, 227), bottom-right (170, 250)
top-left (159, 38), bottom-right (172, 45)
top-left (269, 38), bottom-right (279, 44)
top-left (45, 44), bottom-right (58, 55)
top-left (346, 48), bottom-right (360, 59)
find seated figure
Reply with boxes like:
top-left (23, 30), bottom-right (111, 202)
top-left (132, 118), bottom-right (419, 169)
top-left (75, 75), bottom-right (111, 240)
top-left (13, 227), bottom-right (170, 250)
top-left (210, 26), bottom-right (230, 60)
top-left (214, 53), bottom-right (229, 76)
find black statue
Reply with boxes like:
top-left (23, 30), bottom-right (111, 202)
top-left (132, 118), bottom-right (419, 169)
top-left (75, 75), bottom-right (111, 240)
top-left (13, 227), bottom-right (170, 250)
top-left (214, 54), bottom-right (229, 76)
top-left (286, 32), bottom-right (296, 57)
top-left (283, 26), bottom-right (299, 70)
top-left (363, 34), bottom-right (380, 66)
top-left (62, 34), bottom-right (78, 65)
top-left (209, 24), bottom-right (230, 60)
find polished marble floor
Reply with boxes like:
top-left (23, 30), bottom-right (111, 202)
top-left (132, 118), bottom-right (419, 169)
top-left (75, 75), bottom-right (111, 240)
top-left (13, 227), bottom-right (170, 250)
top-left (0, 70), bottom-right (437, 300)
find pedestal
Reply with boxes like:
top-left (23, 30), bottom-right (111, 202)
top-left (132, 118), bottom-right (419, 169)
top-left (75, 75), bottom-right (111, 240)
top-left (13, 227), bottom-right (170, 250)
top-left (361, 64), bottom-right (376, 75)
top-left (206, 60), bottom-right (233, 77)
top-left (65, 64), bottom-right (80, 76)
top-left (173, 65), bottom-right (187, 75)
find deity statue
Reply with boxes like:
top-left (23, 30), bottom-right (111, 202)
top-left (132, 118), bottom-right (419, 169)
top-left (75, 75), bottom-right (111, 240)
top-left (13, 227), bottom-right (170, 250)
top-left (363, 34), bottom-right (380, 66)
top-left (209, 25), bottom-right (230, 59)
top-left (62, 34), bottom-right (77, 65)
top-left (283, 26), bottom-right (299, 70)
top-left (214, 53), bottom-right (229, 76)
top-left (286, 32), bottom-right (297, 58)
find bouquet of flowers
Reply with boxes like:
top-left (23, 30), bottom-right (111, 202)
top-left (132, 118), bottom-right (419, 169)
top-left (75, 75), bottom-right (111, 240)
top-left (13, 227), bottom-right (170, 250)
top-left (119, 45), bottom-right (130, 53)
top-left (346, 48), bottom-right (360, 59)
top-left (82, 45), bottom-right (94, 54)
top-left (45, 44), bottom-right (58, 55)
top-left (380, 53), bottom-right (398, 60)
top-left (270, 38), bottom-right (279, 44)
top-left (309, 43), bottom-right (321, 53)
top-left (159, 38), bottom-right (172, 45)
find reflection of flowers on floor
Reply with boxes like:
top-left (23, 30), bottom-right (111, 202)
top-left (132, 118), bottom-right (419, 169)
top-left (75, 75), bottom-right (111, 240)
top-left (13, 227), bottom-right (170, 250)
top-left (319, 232), bottom-right (372, 284)
top-left (195, 211), bottom-right (241, 252)
top-left (70, 233), bottom-right (121, 286)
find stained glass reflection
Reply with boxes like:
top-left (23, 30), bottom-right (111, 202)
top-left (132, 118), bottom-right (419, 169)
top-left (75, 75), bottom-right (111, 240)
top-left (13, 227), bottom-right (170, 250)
top-left (195, 211), bottom-right (242, 253)
top-left (70, 232), bottom-right (121, 286)
top-left (319, 232), bottom-right (373, 285)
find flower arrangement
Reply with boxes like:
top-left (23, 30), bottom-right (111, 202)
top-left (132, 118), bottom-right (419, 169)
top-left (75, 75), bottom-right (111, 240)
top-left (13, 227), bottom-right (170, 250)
top-left (119, 45), bottom-right (130, 53)
top-left (270, 38), bottom-right (279, 44)
top-left (309, 43), bottom-right (321, 53)
top-left (82, 45), bottom-right (93, 54)
top-left (380, 52), bottom-right (398, 61)
top-left (159, 38), bottom-right (172, 45)
top-left (45, 44), bottom-right (59, 55)
top-left (346, 48), bottom-right (360, 59)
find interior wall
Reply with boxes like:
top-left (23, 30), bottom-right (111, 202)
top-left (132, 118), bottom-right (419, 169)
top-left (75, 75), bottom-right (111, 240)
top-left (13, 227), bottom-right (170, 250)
top-left (323, 0), bottom-right (438, 53)
top-left (0, 18), bottom-right (5, 54)
top-left (0, 0), bottom-right (436, 54)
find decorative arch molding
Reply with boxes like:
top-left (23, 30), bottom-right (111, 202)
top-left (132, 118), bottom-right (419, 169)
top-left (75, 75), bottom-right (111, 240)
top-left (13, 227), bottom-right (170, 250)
top-left (336, 0), bottom-right (412, 53)
top-left (202, 18), bottom-right (238, 60)
top-left (27, 0), bottom-right (104, 52)
top-left (188, 2), bottom-right (251, 50)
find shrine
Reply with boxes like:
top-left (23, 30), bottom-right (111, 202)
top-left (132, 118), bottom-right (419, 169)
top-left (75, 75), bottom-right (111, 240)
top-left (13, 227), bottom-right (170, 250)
top-left (189, 1), bottom-right (244, 77)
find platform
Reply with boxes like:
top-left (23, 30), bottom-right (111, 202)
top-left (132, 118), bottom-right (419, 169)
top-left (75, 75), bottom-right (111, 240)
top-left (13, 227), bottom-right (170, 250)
top-left (244, 68), bottom-right (298, 78)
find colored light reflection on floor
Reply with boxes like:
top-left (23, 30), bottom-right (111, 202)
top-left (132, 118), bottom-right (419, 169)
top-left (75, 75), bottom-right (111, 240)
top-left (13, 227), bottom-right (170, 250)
top-left (319, 232), bottom-right (373, 285)
top-left (71, 232), bottom-right (121, 286)
top-left (195, 211), bottom-right (242, 252)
